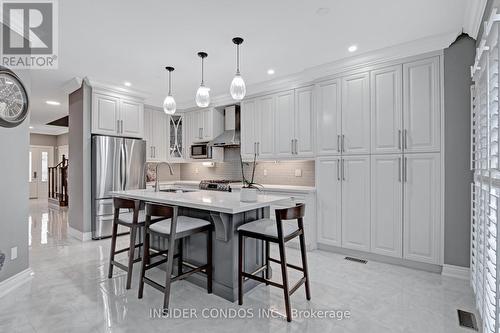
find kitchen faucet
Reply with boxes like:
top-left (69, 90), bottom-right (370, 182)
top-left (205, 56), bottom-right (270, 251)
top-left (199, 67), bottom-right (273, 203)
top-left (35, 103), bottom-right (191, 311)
top-left (154, 162), bottom-right (174, 192)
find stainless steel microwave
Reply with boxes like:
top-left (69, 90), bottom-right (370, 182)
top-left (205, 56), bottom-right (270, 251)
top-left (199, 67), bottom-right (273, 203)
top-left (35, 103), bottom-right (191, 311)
top-left (190, 143), bottom-right (212, 159)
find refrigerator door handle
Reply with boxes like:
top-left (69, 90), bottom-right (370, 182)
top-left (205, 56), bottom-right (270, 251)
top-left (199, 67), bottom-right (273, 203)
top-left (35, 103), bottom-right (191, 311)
top-left (122, 142), bottom-right (128, 190)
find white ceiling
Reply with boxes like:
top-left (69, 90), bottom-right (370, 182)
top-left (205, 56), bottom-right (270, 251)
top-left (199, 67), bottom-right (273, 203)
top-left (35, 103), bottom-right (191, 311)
top-left (28, 0), bottom-right (469, 126)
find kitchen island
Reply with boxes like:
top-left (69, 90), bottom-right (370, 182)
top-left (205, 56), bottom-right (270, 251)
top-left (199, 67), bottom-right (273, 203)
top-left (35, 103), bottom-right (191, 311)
top-left (112, 188), bottom-right (289, 302)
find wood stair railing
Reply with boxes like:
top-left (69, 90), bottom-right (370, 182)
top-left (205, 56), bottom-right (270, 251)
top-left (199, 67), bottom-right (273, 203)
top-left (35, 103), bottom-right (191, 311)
top-left (48, 155), bottom-right (68, 207)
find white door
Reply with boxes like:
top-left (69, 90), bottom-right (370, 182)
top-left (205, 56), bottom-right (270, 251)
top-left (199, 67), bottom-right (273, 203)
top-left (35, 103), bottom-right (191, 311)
top-left (241, 99), bottom-right (257, 159)
top-left (370, 154), bottom-right (403, 258)
top-left (120, 99), bottom-right (144, 138)
top-left (256, 95), bottom-right (275, 158)
top-left (403, 153), bottom-right (441, 264)
top-left (295, 86), bottom-right (315, 157)
top-left (341, 155), bottom-right (370, 251)
top-left (275, 90), bottom-right (295, 158)
top-left (371, 65), bottom-right (403, 154)
top-left (29, 146), bottom-right (54, 199)
top-left (316, 157), bottom-right (342, 246)
top-left (317, 79), bottom-right (341, 156)
top-left (92, 93), bottom-right (120, 136)
top-left (403, 57), bottom-right (440, 153)
top-left (342, 73), bottom-right (370, 155)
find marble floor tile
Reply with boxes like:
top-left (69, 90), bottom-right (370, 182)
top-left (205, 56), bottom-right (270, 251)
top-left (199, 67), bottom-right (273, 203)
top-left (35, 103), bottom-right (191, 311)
top-left (0, 199), bottom-right (481, 333)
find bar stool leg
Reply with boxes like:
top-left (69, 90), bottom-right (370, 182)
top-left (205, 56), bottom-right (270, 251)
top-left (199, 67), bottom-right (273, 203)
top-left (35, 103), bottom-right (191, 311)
top-left (265, 240), bottom-right (270, 285)
top-left (207, 229), bottom-right (213, 294)
top-left (138, 231), bottom-right (150, 299)
top-left (108, 220), bottom-right (118, 279)
top-left (126, 225), bottom-right (137, 289)
top-left (278, 239), bottom-right (292, 322)
top-left (163, 234), bottom-right (176, 311)
top-left (298, 229), bottom-right (311, 300)
top-left (177, 238), bottom-right (183, 276)
top-left (238, 233), bottom-right (244, 305)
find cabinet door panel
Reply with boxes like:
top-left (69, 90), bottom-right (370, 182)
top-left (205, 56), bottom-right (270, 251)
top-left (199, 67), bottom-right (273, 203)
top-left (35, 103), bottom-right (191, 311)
top-left (317, 158), bottom-right (342, 246)
top-left (317, 79), bottom-right (341, 155)
top-left (295, 86), bottom-right (314, 157)
top-left (202, 108), bottom-right (212, 140)
top-left (403, 153), bottom-right (440, 264)
top-left (256, 95), bottom-right (275, 158)
top-left (152, 111), bottom-right (167, 161)
top-left (370, 155), bottom-right (403, 257)
top-left (241, 99), bottom-right (256, 159)
top-left (403, 57), bottom-right (440, 152)
top-left (144, 108), bottom-right (153, 160)
top-left (341, 155), bottom-right (370, 251)
top-left (342, 73), bottom-right (370, 155)
top-left (120, 100), bottom-right (144, 138)
top-left (275, 90), bottom-right (295, 157)
top-left (92, 93), bottom-right (119, 135)
top-left (371, 66), bottom-right (402, 154)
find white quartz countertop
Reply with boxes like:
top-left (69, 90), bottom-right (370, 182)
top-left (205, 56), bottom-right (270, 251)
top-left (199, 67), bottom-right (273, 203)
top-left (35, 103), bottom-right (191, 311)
top-left (112, 188), bottom-right (289, 214)
top-left (230, 183), bottom-right (316, 194)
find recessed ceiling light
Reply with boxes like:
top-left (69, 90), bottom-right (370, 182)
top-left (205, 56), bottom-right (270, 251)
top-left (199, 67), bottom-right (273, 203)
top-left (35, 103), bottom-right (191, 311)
top-left (29, 126), bottom-right (34, 129)
top-left (316, 7), bottom-right (330, 16)
top-left (124, 81), bottom-right (132, 87)
top-left (46, 100), bottom-right (60, 106)
top-left (348, 45), bottom-right (358, 53)
top-left (267, 69), bottom-right (275, 75)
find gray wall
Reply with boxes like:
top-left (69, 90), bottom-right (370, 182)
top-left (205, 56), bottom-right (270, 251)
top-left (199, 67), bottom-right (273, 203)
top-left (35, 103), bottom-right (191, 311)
top-left (443, 34), bottom-right (475, 267)
top-left (56, 133), bottom-right (68, 146)
top-left (30, 133), bottom-right (57, 147)
top-left (0, 69), bottom-right (31, 282)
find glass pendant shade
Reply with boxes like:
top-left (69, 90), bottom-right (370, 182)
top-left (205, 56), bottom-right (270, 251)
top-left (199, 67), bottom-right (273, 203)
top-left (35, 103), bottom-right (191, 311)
top-left (196, 85), bottom-right (210, 107)
top-left (163, 95), bottom-right (176, 115)
top-left (230, 73), bottom-right (246, 100)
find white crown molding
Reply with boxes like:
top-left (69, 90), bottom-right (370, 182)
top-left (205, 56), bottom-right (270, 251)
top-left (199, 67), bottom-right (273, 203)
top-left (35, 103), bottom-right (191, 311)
top-left (0, 268), bottom-right (34, 298)
top-left (68, 226), bottom-right (92, 242)
top-left (61, 77), bottom-right (83, 94)
top-left (83, 77), bottom-right (149, 100)
top-left (177, 30), bottom-right (459, 109)
top-left (463, 0), bottom-right (488, 39)
top-left (442, 264), bottom-right (470, 280)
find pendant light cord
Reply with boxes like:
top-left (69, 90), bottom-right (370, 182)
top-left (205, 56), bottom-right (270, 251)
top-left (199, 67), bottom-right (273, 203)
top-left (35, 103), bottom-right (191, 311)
top-left (201, 57), bottom-right (204, 85)
top-left (168, 70), bottom-right (172, 95)
top-left (236, 44), bottom-right (240, 74)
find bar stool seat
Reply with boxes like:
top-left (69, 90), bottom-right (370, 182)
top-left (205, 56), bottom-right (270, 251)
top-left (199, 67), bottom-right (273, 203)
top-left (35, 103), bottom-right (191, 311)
top-left (237, 219), bottom-right (299, 240)
top-left (118, 211), bottom-right (163, 225)
top-left (150, 216), bottom-right (211, 238)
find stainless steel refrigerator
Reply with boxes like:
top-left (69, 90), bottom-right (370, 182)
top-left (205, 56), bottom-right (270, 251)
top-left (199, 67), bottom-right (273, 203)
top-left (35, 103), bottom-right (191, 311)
top-left (91, 135), bottom-right (146, 239)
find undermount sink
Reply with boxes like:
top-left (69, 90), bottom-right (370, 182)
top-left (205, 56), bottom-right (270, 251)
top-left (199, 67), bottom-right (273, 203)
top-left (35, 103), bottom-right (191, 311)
top-left (159, 188), bottom-right (197, 193)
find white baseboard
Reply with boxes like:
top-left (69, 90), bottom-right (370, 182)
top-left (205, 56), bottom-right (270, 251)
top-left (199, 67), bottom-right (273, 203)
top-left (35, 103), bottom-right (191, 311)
top-left (442, 264), bottom-right (470, 280)
top-left (0, 268), bottom-right (34, 298)
top-left (68, 226), bottom-right (92, 241)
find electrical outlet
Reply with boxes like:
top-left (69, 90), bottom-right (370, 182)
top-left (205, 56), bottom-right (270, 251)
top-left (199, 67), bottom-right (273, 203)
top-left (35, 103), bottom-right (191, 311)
top-left (10, 246), bottom-right (17, 260)
top-left (295, 169), bottom-right (302, 177)
top-left (194, 167), bottom-right (199, 174)
top-left (263, 169), bottom-right (268, 176)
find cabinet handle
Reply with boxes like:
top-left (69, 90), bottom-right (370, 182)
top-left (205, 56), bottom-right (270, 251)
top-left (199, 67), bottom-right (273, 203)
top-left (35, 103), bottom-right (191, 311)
top-left (342, 159), bottom-right (346, 181)
top-left (117, 120), bottom-right (120, 134)
top-left (258, 142), bottom-right (260, 156)
top-left (150, 147), bottom-right (153, 158)
top-left (121, 120), bottom-right (124, 134)
top-left (404, 129), bottom-right (408, 150)
top-left (398, 157), bottom-right (401, 182)
top-left (404, 157), bottom-right (408, 182)
top-left (254, 142), bottom-right (257, 155)
top-left (199, 128), bottom-right (202, 139)
top-left (295, 139), bottom-right (298, 154)
top-left (398, 130), bottom-right (402, 150)
top-left (337, 135), bottom-right (341, 152)
top-left (337, 159), bottom-right (340, 181)
top-left (153, 146), bottom-right (156, 158)
top-left (291, 139), bottom-right (294, 154)
top-left (342, 134), bottom-right (345, 153)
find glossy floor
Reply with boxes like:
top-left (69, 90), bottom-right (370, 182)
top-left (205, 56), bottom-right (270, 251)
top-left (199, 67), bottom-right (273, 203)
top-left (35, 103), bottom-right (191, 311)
top-left (0, 199), bottom-right (479, 333)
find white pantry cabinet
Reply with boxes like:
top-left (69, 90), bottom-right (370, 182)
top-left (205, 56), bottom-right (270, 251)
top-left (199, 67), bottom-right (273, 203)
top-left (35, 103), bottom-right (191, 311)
top-left (403, 153), bottom-right (441, 264)
top-left (317, 79), bottom-right (342, 156)
top-left (370, 154), bottom-right (403, 258)
top-left (371, 65), bottom-right (403, 154)
top-left (403, 57), bottom-right (440, 153)
top-left (144, 107), bottom-right (168, 162)
top-left (342, 72), bottom-right (371, 155)
top-left (92, 92), bottom-right (144, 138)
top-left (341, 155), bottom-right (371, 251)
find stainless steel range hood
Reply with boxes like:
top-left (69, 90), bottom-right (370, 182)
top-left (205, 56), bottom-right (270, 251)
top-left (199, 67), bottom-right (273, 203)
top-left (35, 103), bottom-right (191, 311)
top-left (209, 105), bottom-right (240, 147)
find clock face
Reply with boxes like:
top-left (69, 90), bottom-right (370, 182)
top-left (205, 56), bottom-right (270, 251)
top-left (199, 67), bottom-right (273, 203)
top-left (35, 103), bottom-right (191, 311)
top-left (0, 71), bottom-right (29, 128)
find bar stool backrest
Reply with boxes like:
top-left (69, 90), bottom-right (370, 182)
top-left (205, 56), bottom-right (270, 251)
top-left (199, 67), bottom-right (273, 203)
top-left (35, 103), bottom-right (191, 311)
top-left (113, 197), bottom-right (141, 222)
top-left (145, 203), bottom-right (178, 238)
top-left (275, 203), bottom-right (305, 221)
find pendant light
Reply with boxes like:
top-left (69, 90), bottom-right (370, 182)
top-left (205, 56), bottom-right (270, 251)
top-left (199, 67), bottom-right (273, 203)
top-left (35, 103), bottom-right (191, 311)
top-left (195, 52), bottom-right (210, 107)
top-left (163, 66), bottom-right (176, 115)
top-left (230, 37), bottom-right (246, 100)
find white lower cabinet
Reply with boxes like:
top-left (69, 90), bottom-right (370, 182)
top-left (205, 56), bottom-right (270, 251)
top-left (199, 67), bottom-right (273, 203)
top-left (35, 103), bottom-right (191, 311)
top-left (317, 158), bottom-right (342, 246)
top-left (370, 154), bottom-right (403, 258)
top-left (403, 153), bottom-right (441, 264)
top-left (341, 155), bottom-right (371, 252)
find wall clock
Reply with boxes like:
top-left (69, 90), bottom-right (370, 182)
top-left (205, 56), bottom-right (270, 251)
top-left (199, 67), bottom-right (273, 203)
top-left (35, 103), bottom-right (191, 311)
top-left (0, 66), bottom-right (29, 128)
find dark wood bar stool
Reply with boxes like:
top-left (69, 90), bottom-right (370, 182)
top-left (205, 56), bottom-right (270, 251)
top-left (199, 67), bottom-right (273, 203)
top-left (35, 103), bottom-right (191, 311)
top-left (138, 203), bottom-right (213, 311)
top-left (237, 203), bottom-right (311, 322)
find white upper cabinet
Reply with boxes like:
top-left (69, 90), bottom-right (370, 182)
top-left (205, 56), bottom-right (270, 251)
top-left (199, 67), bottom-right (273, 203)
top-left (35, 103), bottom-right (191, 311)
top-left (186, 108), bottom-right (224, 144)
top-left (342, 72), bottom-right (370, 155)
top-left (371, 65), bottom-right (403, 154)
top-left (144, 107), bottom-right (167, 161)
top-left (295, 86), bottom-right (315, 157)
top-left (255, 95), bottom-right (276, 158)
top-left (341, 155), bottom-right (371, 252)
top-left (403, 153), bottom-right (441, 264)
top-left (91, 91), bottom-right (144, 138)
top-left (317, 79), bottom-right (342, 156)
top-left (316, 157), bottom-right (342, 247)
top-left (370, 154), bottom-right (403, 258)
top-left (403, 57), bottom-right (440, 153)
top-left (241, 99), bottom-right (257, 159)
top-left (275, 90), bottom-right (295, 158)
